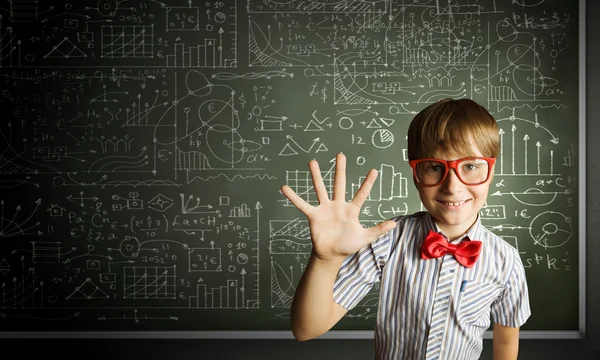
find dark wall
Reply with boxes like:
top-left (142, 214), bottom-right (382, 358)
top-left (1, 1), bottom-right (599, 359)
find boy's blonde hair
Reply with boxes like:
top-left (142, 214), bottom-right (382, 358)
top-left (407, 98), bottom-right (500, 160)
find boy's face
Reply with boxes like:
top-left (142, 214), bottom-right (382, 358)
top-left (414, 143), bottom-right (493, 239)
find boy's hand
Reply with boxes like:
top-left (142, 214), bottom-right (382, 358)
top-left (281, 153), bottom-right (398, 262)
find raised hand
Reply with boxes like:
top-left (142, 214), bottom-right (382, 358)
top-left (280, 153), bottom-right (397, 261)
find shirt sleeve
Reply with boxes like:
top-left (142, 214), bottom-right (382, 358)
top-left (332, 229), bottom-right (392, 311)
top-left (490, 254), bottom-right (531, 328)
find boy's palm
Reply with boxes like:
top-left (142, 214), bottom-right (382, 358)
top-left (304, 199), bottom-right (375, 260)
top-left (281, 153), bottom-right (397, 261)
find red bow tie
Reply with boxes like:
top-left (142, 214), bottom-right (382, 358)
top-left (421, 230), bottom-right (482, 268)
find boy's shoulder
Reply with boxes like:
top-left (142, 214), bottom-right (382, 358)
top-left (475, 225), bottom-right (525, 273)
top-left (478, 226), bottom-right (519, 254)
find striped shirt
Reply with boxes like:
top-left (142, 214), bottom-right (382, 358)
top-left (333, 211), bottom-right (531, 360)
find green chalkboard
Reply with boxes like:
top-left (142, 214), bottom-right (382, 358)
top-left (0, 0), bottom-right (584, 337)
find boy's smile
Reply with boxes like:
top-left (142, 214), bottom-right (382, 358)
top-left (438, 199), bottom-right (470, 208)
top-left (415, 145), bottom-right (493, 241)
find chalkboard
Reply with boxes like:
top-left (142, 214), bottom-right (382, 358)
top-left (0, 0), bottom-right (584, 338)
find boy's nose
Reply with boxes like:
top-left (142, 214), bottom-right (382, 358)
top-left (441, 168), bottom-right (464, 192)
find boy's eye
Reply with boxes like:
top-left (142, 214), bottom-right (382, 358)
top-left (425, 163), bottom-right (443, 172)
top-left (462, 163), bottom-right (478, 171)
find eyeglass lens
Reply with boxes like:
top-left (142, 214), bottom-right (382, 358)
top-left (415, 159), bottom-right (490, 185)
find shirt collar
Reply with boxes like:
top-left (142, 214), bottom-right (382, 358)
top-left (423, 212), bottom-right (484, 244)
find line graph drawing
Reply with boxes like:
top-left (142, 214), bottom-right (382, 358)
top-left (101, 26), bottom-right (154, 59)
top-left (0, 198), bottom-right (42, 238)
top-left (123, 266), bottom-right (176, 300)
top-left (44, 37), bottom-right (87, 59)
top-left (66, 278), bottom-right (110, 300)
top-left (270, 260), bottom-right (295, 308)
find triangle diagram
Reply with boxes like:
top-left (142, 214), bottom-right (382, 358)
top-left (304, 120), bottom-right (324, 131)
top-left (379, 117), bottom-right (396, 127)
top-left (279, 143), bottom-right (298, 156)
top-left (315, 143), bottom-right (328, 152)
top-left (366, 118), bottom-right (382, 129)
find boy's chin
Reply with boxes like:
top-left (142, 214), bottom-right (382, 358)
top-left (431, 213), bottom-right (479, 231)
top-left (428, 208), bottom-right (477, 224)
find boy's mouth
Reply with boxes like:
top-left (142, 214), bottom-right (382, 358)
top-left (438, 199), bottom-right (470, 207)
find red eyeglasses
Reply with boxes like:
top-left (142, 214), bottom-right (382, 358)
top-left (408, 157), bottom-right (496, 186)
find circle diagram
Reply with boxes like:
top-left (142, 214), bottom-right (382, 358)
top-left (529, 211), bottom-right (572, 249)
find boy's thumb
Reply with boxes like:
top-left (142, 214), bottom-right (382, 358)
top-left (366, 220), bottom-right (397, 244)
top-left (379, 220), bottom-right (397, 234)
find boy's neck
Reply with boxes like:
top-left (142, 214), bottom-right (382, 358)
top-left (441, 228), bottom-right (469, 242)
top-left (434, 217), bottom-right (479, 242)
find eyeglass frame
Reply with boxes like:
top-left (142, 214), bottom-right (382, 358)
top-left (408, 157), bottom-right (497, 187)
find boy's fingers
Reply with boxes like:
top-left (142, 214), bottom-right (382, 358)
top-left (332, 153), bottom-right (346, 201)
top-left (351, 169), bottom-right (377, 207)
top-left (308, 160), bottom-right (329, 204)
top-left (281, 185), bottom-right (313, 215)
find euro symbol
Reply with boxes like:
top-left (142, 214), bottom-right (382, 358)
top-left (158, 149), bottom-right (170, 161)
top-left (362, 206), bottom-right (372, 216)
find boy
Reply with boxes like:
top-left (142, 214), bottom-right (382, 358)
top-left (280, 98), bottom-right (531, 359)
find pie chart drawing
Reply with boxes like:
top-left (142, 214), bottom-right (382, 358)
top-left (529, 211), bottom-right (572, 249)
top-left (372, 129), bottom-right (394, 149)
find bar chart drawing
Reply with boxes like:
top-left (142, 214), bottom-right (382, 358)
top-left (167, 39), bottom-right (237, 68)
top-left (165, 2), bottom-right (238, 68)
top-left (191, 279), bottom-right (250, 309)
top-left (230, 203), bottom-right (252, 218)
top-left (497, 116), bottom-right (559, 176)
top-left (175, 148), bottom-right (212, 171)
top-left (352, 164), bottom-right (408, 201)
